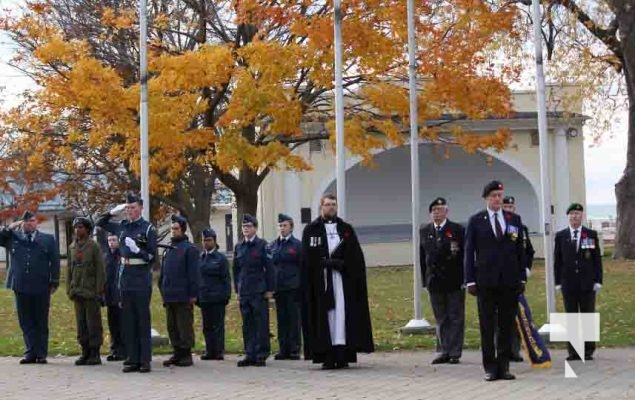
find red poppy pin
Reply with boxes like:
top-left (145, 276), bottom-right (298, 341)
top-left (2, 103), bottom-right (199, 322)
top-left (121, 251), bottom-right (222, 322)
top-left (445, 230), bottom-right (453, 238)
top-left (581, 231), bottom-right (587, 239)
top-left (504, 212), bottom-right (511, 221)
top-left (251, 251), bottom-right (259, 258)
top-left (177, 249), bottom-right (185, 256)
top-left (344, 231), bottom-right (351, 238)
top-left (288, 248), bottom-right (296, 255)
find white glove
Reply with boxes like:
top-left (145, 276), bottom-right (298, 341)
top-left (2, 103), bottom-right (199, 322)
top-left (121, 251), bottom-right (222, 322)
top-left (593, 283), bottom-right (602, 292)
top-left (555, 285), bottom-right (562, 291)
top-left (110, 203), bottom-right (127, 215)
top-left (124, 237), bottom-right (140, 254)
top-left (525, 268), bottom-right (531, 279)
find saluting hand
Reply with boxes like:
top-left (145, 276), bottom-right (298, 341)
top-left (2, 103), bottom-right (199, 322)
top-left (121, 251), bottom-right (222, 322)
top-left (8, 220), bottom-right (23, 230)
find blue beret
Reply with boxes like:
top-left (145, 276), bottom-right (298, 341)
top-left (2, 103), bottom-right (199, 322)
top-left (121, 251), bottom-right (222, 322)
top-left (202, 228), bottom-right (216, 239)
top-left (278, 213), bottom-right (293, 223)
top-left (566, 203), bottom-right (584, 214)
top-left (428, 197), bottom-right (447, 212)
top-left (242, 214), bottom-right (257, 226)
top-left (126, 193), bottom-right (143, 204)
top-left (171, 214), bottom-right (187, 231)
top-left (482, 180), bottom-right (504, 198)
top-left (503, 196), bottom-right (515, 205)
top-left (21, 210), bottom-right (36, 221)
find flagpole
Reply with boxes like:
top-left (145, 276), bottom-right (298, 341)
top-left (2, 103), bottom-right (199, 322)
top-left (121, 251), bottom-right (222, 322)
top-left (334, 0), bottom-right (346, 218)
top-left (139, 0), bottom-right (150, 220)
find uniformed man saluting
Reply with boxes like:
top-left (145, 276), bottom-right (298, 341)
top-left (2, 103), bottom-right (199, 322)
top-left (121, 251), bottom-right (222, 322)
top-left (96, 194), bottom-right (157, 373)
top-left (67, 217), bottom-right (106, 366)
top-left (233, 214), bottom-right (275, 367)
top-left (554, 203), bottom-right (603, 361)
top-left (1, 211), bottom-right (60, 365)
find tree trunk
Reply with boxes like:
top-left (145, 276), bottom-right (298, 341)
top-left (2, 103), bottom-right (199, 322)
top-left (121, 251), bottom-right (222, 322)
top-left (612, 1), bottom-right (635, 259)
top-left (234, 165), bottom-right (261, 241)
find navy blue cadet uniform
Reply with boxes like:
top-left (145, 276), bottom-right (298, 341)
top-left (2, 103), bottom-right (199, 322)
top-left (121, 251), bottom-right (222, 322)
top-left (198, 228), bottom-right (231, 360)
top-left (268, 213), bottom-right (303, 360)
top-left (103, 240), bottom-right (126, 360)
top-left (233, 214), bottom-right (275, 366)
top-left (95, 194), bottom-right (157, 372)
top-left (159, 215), bottom-right (200, 367)
top-left (1, 211), bottom-right (60, 364)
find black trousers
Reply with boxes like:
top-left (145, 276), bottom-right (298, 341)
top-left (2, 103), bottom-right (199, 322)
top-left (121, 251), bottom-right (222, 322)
top-left (200, 303), bottom-right (226, 357)
top-left (74, 298), bottom-right (103, 349)
top-left (165, 302), bottom-right (195, 350)
top-left (239, 295), bottom-right (270, 361)
top-left (121, 290), bottom-right (152, 365)
top-left (275, 290), bottom-right (301, 356)
top-left (477, 287), bottom-right (518, 374)
top-left (429, 289), bottom-right (465, 358)
top-left (15, 292), bottom-right (51, 359)
top-left (563, 291), bottom-right (597, 357)
top-left (107, 305), bottom-right (126, 356)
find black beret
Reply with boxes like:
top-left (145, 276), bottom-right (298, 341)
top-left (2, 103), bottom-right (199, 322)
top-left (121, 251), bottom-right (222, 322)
top-left (126, 193), bottom-right (143, 204)
top-left (566, 203), bottom-right (584, 214)
top-left (428, 197), bottom-right (447, 212)
top-left (171, 214), bottom-right (187, 232)
top-left (278, 213), bottom-right (293, 223)
top-left (202, 228), bottom-right (216, 239)
top-left (503, 196), bottom-right (515, 205)
top-left (21, 210), bottom-right (36, 221)
top-left (72, 217), bottom-right (93, 230)
top-left (482, 180), bottom-right (504, 198)
top-left (242, 214), bottom-right (258, 226)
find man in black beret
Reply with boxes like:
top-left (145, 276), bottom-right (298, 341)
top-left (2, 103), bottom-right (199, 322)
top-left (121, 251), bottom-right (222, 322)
top-left (420, 197), bottom-right (466, 365)
top-left (554, 203), bottom-right (603, 361)
top-left (1, 210), bottom-right (60, 364)
top-left (464, 181), bottom-right (527, 381)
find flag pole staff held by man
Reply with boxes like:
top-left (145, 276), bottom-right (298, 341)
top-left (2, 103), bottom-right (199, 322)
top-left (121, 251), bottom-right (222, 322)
top-left (95, 193), bottom-right (157, 373)
top-left (464, 181), bottom-right (527, 382)
top-left (1, 211), bottom-right (60, 365)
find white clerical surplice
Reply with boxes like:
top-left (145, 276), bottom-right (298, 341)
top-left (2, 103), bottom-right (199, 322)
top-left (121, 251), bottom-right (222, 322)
top-left (325, 222), bottom-right (346, 345)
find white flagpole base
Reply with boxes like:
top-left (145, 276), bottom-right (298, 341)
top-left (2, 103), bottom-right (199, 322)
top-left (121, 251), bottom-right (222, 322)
top-left (538, 323), bottom-right (566, 343)
top-left (400, 319), bottom-right (435, 335)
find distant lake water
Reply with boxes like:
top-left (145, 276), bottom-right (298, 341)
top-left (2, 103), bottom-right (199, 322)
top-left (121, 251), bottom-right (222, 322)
top-left (586, 204), bottom-right (617, 219)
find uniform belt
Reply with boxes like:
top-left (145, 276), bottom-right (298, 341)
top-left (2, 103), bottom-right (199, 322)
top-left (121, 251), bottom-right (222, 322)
top-left (122, 258), bottom-right (148, 266)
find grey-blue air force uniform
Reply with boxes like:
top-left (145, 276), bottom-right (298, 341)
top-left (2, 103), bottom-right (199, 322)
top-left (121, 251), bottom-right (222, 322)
top-left (1, 213), bottom-right (60, 362)
top-left (95, 198), bottom-right (157, 368)
top-left (198, 228), bottom-right (231, 359)
top-left (233, 215), bottom-right (275, 363)
top-left (268, 214), bottom-right (303, 359)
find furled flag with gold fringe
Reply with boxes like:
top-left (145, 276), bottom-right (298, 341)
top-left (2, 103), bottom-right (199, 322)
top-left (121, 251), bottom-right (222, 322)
top-left (516, 293), bottom-right (552, 368)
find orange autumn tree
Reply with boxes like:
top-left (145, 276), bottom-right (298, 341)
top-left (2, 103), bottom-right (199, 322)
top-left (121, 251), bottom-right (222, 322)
top-left (1, 0), bottom-right (519, 236)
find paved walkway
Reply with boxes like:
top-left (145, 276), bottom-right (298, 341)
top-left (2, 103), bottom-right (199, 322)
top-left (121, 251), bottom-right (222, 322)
top-left (0, 348), bottom-right (633, 399)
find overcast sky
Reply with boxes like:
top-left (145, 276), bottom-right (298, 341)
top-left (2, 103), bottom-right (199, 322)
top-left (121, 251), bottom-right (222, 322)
top-left (0, 0), bottom-right (626, 205)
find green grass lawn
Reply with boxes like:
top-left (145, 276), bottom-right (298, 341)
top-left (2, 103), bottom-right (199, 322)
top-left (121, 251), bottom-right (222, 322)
top-left (0, 258), bottom-right (633, 356)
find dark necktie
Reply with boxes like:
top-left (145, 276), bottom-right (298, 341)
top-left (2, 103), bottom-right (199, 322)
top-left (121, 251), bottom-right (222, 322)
top-left (572, 230), bottom-right (579, 252)
top-left (494, 213), bottom-right (503, 239)
top-left (27, 233), bottom-right (33, 243)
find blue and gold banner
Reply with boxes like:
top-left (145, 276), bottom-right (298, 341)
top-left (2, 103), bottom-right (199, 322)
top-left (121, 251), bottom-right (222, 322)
top-left (516, 293), bottom-right (552, 368)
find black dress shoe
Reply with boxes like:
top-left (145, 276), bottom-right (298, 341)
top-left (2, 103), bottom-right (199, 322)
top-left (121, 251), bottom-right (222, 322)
top-left (448, 357), bottom-right (460, 364)
top-left (200, 353), bottom-right (214, 360)
top-left (585, 355), bottom-right (594, 361)
top-left (287, 354), bottom-right (301, 360)
top-left (484, 372), bottom-right (498, 382)
top-left (499, 371), bottom-right (516, 380)
top-left (431, 355), bottom-right (450, 365)
top-left (35, 358), bottom-right (47, 364)
top-left (123, 359), bottom-right (134, 366)
top-left (321, 362), bottom-right (337, 370)
top-left (335, 362), bottom-right (349, 369)
top-left (122, 364), bottom-right (140, 373)
top-left (510, 355), bottom-right (524, 362)
top-left (138, 363), bottom-right (151, 373)
top-left (237, 358), bottom-right (255, 367)
top-left (253, 360), bottom-right (266, 367)
top-left (19, 358), bottom-right (37, 365)
top-left (274, 353), bottom-right (288, 360)
top-left (566, 355), bottom-right (581, 361)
